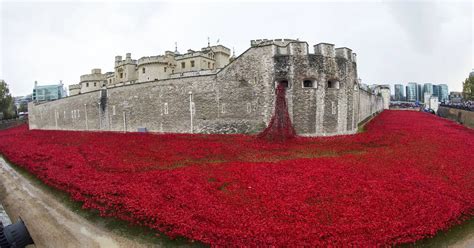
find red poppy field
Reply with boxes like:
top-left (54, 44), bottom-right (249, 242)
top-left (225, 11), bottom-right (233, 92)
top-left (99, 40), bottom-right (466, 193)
top-left (0, 110), bottom-right (473, 246)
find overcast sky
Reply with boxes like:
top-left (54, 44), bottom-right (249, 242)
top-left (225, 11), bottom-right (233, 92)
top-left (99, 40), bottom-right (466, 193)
top-left (0, 0), bottom-right (473, 96)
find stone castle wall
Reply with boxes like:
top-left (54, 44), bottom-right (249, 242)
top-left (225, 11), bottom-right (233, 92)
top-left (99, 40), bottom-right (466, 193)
top-left (437, 106), bottom-right (474, 129)
top-left (28, 40), bottom-right (384, 136)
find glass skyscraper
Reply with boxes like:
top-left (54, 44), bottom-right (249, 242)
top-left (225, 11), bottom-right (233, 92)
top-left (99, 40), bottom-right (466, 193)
top-left (438, 84), bottom-right (449, 102)
top-left (406, 83), bottom-right (418, 102)
top-left (394, 84), bottom-right (404, 101)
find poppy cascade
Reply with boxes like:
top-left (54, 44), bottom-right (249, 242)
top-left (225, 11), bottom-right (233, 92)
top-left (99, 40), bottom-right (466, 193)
top-left (258, 83), bottom-right (296, 141)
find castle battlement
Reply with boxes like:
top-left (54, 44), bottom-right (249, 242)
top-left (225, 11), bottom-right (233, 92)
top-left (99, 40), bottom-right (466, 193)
top-left (137, 55), bottom-right (169, 66)
top-left (251, 38), bottom-right (300, 47)
top-left (175, 51), bottom-right (210, 60)
top-left (80, 69), bottom-right (106, 82)
top-left (208, 45), bottom-right (231, 55)
top-left (68, 84), bottom-right (81, 90)
top-left (115, 53), bottom-right (138, 67)
top-left (252, 39), bottom-right (357, 63)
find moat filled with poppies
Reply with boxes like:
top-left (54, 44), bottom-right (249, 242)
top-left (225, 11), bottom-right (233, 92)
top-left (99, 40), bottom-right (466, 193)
top-left (0, 110), bottom-right (473, 246)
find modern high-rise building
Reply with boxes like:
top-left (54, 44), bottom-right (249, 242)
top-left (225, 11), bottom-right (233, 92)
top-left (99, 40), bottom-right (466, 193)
top-left (438, 84), bottom-right (449, 103)
top-left (406, 82), bottom-right (418, 102)
top-left (401, 82), bottom-right (448, 103)
top-left (433, 85), bottom-right (440, 98)
top-left (423, 83), bottom-right (433, 94)
top-left (32, 81), bottom-right (67, 102)
top-left (417, 84), bottom-right (423, 102)
top-left (394, 84), bottom-right (404, 101)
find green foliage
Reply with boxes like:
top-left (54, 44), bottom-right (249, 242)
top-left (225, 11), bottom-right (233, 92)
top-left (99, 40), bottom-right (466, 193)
top-left (18, 102), bottom-right (28, 113)
top-left (462, 76), bottom-right (474, 100)
top-left (0, 80), bottom-right (16, 119)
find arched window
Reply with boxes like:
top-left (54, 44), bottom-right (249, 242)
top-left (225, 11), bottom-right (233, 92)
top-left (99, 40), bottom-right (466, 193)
top-left (142, 67), bottom-right (146, 74)
top-left (303, 79), bottom-right (315, 88)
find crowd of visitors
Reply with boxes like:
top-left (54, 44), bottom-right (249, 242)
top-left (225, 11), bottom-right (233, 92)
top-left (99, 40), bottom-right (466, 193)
top-left (440, 101), bottom-right (474, 111)
top-left (389, 102), bottom-right (420, 109)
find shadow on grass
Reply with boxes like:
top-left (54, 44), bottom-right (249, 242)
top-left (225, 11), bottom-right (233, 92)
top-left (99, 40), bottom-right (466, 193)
top-left (1, 156), bottom-right (206, 248)
top-left (399, 217), bottom-right (474, 247)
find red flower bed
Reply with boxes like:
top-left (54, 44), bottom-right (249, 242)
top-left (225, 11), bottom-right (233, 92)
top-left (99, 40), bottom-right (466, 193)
top-left (0, 110), bottom-right (473, 246)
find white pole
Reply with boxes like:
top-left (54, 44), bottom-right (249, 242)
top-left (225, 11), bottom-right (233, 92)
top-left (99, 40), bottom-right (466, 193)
top-left (55, 110), bottom-right (58, 128)
top-left (123, 111), bottom-right (126, 132)
top-left (98, 102), bottom-right (101, 130)
top-left (84, 104), bottom-right (88, 130)
top-left (189, 91), bottom-right (193, 133)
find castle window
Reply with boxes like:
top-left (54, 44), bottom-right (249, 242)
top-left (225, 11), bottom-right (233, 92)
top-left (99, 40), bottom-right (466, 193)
top-left (303, 80), bottom-right (314, 88)
top-left (164, 67), bottom-right (167, 72)
top-left (276, 80), bottom-right (289, 88)
top-left (142, 67), bottom-right (146, 74)
top-left (212, 63), bottom-right (214, 69)
top-left (191, 60), bottom-right (195, 67)
top-left (86, 82), bottom-right (89, 87)
top-left (208, 62), bottom-right (211, 69)
top-left (327, 79), bottom-right (339, 89)
top-left (181, 62), bottom-right (185, 69)
top-left (221, 103), bottom-right (226, 114)
top-left (109, 79), bottom-right (111, 84)
top-left (120, 73), bottom-right (123, 78)
top-left (94, 82), bottom-right (97, 87)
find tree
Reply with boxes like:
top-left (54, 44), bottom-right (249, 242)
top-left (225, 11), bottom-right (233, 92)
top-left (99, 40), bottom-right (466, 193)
top-left (18, 101), bottom-right (28, 113)
top-left (0, 80), bottom-right (16, 119)
top-left (462, 76), bottom-right (474, 101)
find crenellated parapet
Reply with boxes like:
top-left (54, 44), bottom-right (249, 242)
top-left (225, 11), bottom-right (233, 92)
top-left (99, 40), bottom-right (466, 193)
top-left (69, 84), bottom-right (81, 90)
top-left (251, 39), bottom-right (299, 47)
top-left (137, 55), bottom-right (170, 66)
top-left (252, 39), bottom-right (357, 64)
top-left (80, 69), bottom-right (106, 82)
top-left (312, 43), bottom-right (357, 63)
top-left (115, 53), bottom-right (137, 68)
